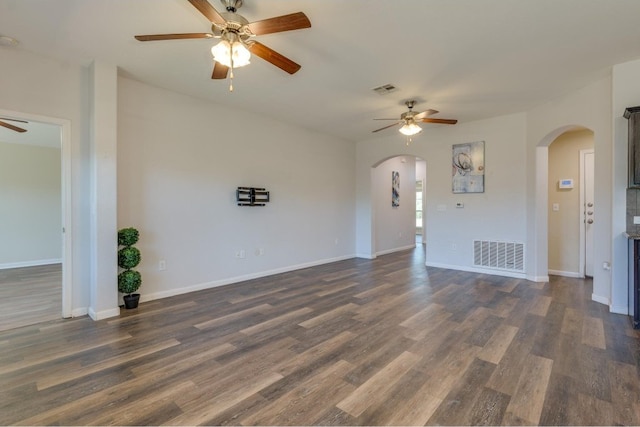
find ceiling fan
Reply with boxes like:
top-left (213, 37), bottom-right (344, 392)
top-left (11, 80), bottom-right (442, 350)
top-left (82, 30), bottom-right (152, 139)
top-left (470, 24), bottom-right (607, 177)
top-left (0, 117), bottom-right (27, 133)
top-left (135, 0), bottom-right (311, 90)
top-left (372, 101), bottom-right (458, 138)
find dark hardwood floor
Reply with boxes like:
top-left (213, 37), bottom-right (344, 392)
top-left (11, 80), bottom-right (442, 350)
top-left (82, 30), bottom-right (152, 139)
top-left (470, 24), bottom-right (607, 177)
top-left (1, 246), bottom-right (638, 425)
top-left (0, 264), bottom-right (61, 332)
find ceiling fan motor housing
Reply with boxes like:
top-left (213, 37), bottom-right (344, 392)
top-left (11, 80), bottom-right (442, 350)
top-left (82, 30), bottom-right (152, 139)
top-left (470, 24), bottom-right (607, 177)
top-left (213, 11), bottom-right (252, 41)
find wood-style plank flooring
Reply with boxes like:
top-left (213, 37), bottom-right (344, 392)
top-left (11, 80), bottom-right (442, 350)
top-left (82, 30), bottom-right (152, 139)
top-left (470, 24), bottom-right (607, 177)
top-left (0, 264), bottom-right (61, 332)
top-left (1, 247), bottom-right (639, 426)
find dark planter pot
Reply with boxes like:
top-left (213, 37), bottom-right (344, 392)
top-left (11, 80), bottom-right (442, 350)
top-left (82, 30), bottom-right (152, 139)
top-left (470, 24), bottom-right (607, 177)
top-left (123, 293), bottom-right (140, 309)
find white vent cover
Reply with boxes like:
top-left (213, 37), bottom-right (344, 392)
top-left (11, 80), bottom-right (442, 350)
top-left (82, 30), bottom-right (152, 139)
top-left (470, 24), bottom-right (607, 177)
top-left (371, 83), bottom-right (398, 95)
top-left (473, 240), bottom-right (524, 272)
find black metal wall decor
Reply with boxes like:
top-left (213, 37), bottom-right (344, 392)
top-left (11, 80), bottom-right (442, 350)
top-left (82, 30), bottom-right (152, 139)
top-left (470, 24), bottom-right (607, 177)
top-left (236, 187), bottom-right (270, 206)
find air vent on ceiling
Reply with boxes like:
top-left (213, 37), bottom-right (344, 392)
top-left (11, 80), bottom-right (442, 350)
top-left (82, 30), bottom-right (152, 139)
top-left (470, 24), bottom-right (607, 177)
top-left (372, 84), bottom-right (398, 95)
top-left (473, 240), bottom-right (525, 273)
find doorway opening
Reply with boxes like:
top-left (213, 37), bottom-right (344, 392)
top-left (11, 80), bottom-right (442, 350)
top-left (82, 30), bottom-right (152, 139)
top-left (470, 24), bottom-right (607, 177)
top-left (0, 109), bottom-right (71, 330)
top-left (416, 179), bottom-right (423, 244)
top-left (370, 155), bottom-right (424, 256)
top-left (547, 129), bottom-right (594, 278)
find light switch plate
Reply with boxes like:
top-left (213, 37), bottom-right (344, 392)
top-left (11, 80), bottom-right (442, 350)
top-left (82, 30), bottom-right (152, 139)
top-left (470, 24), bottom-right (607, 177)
top-left (634, 216), bottom-right (640, 225)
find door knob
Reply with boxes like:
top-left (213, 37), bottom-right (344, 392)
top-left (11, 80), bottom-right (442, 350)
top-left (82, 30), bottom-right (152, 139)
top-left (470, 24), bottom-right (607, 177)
top-left (587, 219), bottom-right (594, 224)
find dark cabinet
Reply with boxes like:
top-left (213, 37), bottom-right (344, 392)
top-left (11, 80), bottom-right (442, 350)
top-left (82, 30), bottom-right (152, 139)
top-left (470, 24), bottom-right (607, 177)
top-left (629, 238), bottom-right (640, 329)
top-left (624, 106), bottom-right (640, 188)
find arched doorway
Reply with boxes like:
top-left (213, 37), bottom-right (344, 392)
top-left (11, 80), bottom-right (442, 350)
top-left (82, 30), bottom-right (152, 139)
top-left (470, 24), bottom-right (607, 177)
top-left (547, 129), bottom-right (595, 278)
top-left (368, 154), bottom-right (428, 257)
top-left (535, 124), bottom-right (594, 283)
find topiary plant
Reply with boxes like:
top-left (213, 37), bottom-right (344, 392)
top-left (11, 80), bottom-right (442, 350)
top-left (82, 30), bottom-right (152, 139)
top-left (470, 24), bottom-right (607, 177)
top-left (118, 227), bottom-right (139, 247)
top-left (118, 227), bottom-right (141, 308)
top-left (118, 246), bottom-right (141, 270)
top-left (118, 270), bottom-right (142, 294)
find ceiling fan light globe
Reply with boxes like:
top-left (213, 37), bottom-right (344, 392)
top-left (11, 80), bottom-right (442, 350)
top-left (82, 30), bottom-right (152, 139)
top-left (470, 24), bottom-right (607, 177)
top-left (211, 39), bottom-right (251, 67)
top-left (399, 122), bottom-right (422, 136)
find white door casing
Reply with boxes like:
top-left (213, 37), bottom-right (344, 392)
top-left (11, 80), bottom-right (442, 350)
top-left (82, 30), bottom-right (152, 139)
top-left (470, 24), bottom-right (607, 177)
top-left (581, 149), bottom-right (595, 277)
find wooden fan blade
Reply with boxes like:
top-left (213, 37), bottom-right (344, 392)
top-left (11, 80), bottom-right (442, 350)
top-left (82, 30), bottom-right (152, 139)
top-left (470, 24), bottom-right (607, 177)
top-left (135, 33), bottom-right (213, 41)
top-left (421, 118), bottom-right (458, 125)
top-left (188, 0), bottom-right (226, 24)
top-left (248, 12), bottom-right (311, 36)
top-left (248, 41), bottom-right (301, 74)
top-left (0, 120), bottom-right (27, 133)
top-left (212, 61), bottom-right (229, 79)
top-left (0, 117), bottom-right (28, 123)
top-left (414, 109), bottom-right (439, 120)
top-left (372, 122), bottom-right (401, 133)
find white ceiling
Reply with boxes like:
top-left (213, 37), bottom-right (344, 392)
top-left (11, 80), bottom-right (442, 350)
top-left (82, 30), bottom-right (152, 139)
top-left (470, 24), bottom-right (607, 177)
top-left (2, 0), bottom-right (640, 143)
top-left (0, 118), bottom-right (60, 149)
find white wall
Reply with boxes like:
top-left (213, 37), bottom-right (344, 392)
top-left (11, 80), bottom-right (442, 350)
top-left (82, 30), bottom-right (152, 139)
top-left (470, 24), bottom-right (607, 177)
top-left (1, 48), bottom-right (92, 315)
top-left (0, 141), bottom-right (61, 267)
top-left (117, 77), bottom-right (356, 301)
top-left (356, 113), bottom-right (527, 276)
top-left (373, 156), bottom-right (416, 255)
top-left (526, 76), bottom-right (612, 304)
top-left (548, 130), bottom-right (594, 276)
top-left (4, 45), bottom-right (639, 318)
top-left (424, 114), bottom-right (527, 273)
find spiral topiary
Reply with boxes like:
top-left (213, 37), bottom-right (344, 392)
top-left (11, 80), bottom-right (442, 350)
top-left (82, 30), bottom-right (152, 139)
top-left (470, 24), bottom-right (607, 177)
top-left (117, 227), bottom-right (141, 296)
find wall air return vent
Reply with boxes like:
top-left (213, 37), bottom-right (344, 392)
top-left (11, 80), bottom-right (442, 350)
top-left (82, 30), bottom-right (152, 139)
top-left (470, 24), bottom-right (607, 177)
top-left (372, 84), bottom-right (398, 95)
top-left (473, 240), bottom-right (524, 273)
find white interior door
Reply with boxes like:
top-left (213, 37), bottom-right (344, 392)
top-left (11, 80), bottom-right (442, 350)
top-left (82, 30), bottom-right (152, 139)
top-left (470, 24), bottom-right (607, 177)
top-left (582, 149), bottom-right (595, 277)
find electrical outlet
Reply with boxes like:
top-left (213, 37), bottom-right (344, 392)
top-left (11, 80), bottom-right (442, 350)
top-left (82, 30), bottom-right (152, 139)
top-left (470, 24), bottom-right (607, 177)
top-left (235, 250), bottom-right (245, 259)
top-left (159, 260), bottom-right (166, 271)
top-left (451, 243), bottom-right (457, 251)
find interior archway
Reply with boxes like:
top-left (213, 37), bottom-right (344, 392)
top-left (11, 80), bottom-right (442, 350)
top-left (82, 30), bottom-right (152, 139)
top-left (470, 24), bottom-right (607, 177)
top-left (370, 154), bottom-right (425, 257)
top-left (535, 124), bottom-right (594, 283)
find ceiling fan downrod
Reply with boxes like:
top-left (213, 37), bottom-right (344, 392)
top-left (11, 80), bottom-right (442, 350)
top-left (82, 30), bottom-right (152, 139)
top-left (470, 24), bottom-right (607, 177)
top-left (221, 0), bottom-right (243, 12)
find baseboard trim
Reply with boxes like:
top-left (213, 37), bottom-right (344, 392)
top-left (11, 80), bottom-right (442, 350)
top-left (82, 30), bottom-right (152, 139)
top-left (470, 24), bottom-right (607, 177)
top-left (141, 254), bottom-right (357, 304)
top-left (0, 258), bottom-right (62, 270)
top-left (71, 307), bottom-right (88, 318)
top-left (548, 269), bottom-right (583, 278)
top-left (88, 306), bottom-right (120, 321)
top-left (526, 274), bottom-right (550, 283)
top-left (610, 304), bottom-right (628, 315)
top-left (376, 244), bottom-right (416, 257)
top-left (425, 261), bottom-right (527, 280)
top-left (591, 293), bottom-right (610, 306)
top-left (356, 253), bottom-right (376, 259)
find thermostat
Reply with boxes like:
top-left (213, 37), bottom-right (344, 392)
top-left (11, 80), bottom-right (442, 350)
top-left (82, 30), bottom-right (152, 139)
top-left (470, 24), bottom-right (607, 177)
top-left (558, 179), bottom-right (573, 189)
